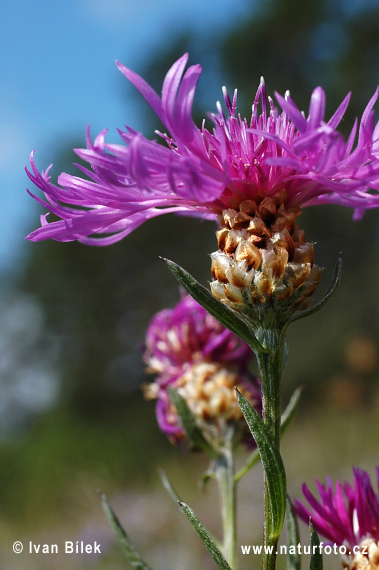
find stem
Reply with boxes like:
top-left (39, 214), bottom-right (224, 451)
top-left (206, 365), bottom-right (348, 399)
top-left (255, 329), bottom-right (285, 570)
top-left (256, 331), bottom-right (284, 447)
top-left (215, 431), bottom-right (238, 569)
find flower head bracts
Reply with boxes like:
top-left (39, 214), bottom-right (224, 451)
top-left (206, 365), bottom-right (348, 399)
top-left (26, 54), bottom-right (379, 245)
top-left (294, 467), bottom-right (379, 549)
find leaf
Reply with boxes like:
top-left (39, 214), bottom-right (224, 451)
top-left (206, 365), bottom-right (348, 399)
top-left (236, 390), bottom-right (286, 541)
top-left (179, 501), bottom-right (232, 570)
top-left (157, 468), bottom-right (182, 506)
top-left (158, 469), bottom-right (222, 549)
top-left (99, 491), bottom-right (152, 569)
top-left (288, 253), bottom-right (342, 326)
top-left (201, 468), bottom-right (216, 490)
top-left (280, 387), bottom-right (303, 437)
top-left (286, 497), bottom-right (301, 570)
top-left (234, 447), bottom-right (260, 482)
top-left (163, 258), bottom-right (266, 354)
top-left (309, 520), bottom-right (323, 570)
top-left (168, 388), bottom-right (220, 459)
top-left (234, 388), bottom-right (301, 482)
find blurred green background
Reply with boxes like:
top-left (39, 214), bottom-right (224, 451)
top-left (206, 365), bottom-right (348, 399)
top-left (1, 0), bottom-right (379, 568)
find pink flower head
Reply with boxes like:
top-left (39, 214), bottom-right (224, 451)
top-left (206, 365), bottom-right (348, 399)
top-left (143, 294), bottom-right (260, 445)
top-left (26, 54), bottom-right (379, 245)
top-left (144, 294), bottom-right (253, 381)
top-left (294, 468), bottom-right (379, 549)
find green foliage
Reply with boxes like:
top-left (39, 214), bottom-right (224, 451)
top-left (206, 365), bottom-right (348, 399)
top-left (179, 502), bottom-right (232, 570)
top-left (236, 390), bottom-right (286, 542)
top-left (100, 492), bottom-right (152, 569)
top-left (309, 521), bottom-right (323, 570)
top-left (235, 387), bottom-right (302, 481)
top-left (168, 389), bottom-right (220, 458)
top-left (286, 497), bottom-right (301, 570)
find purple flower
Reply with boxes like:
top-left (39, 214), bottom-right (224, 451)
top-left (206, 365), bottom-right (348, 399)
top-left (294, 468), bottom-right (379, 549)
top-left (143, 294), bottom-right (260, 445)
top-left (144, 294), bottom-right (252, 380)
top-left (26, 54), bottom-right (379, 245)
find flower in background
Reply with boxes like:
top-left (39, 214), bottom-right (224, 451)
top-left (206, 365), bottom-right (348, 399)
top-left (294, 467), bottom-right (379, 569)
top-left (26, 53), bottom-right (379, 246)
top-left (143, 294), bottom-right (260, 446)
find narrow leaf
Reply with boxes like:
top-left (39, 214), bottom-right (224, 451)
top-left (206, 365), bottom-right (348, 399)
top-left (236, 390), bottom-right (286, 540)
top-left (234, 448), bottom-right (260, 482)
top-left (157, 468), bottom-right (182, 506)
top-left (158, 469), bottom-right (222, 549)
top-left (234, 389), bottom-right (301, 482)
top-left (280, 387), bottom-right (302, 437)
top-left (179, 501), bottom-right (232, 570)
top-left (201, 469), bottom-right (216, 489)
top-left (286, 497), bottom-right (301, 570)
top-left (99, 492), bottom-right (152, 569)
top-left (163, 258), bottom-right (266, 353)
top-left (309, 520), bottom-right (323, 570)
top-left (288, 253), bottom-right (342, 326)
top-left (168, 389), bottom-right (220, 459)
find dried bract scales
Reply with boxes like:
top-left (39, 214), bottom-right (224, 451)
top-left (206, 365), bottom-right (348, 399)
top-left (210, 190), bottom-right (322, 315)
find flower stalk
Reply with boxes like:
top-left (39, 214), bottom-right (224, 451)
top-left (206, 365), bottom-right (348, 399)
top-left (215, 430), bottom-right (238, 569)
top-left (255, 329), bottom-right (285, 447)
top-left (255, 330), bottom-right (286, 570)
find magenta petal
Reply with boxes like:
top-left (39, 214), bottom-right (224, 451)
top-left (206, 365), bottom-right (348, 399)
top-left (26, 56), bottom-right (379, 245)
top-left (294, 468), bottom-right (379, 549)
top-left (116, 60), bottom-right (165, 125)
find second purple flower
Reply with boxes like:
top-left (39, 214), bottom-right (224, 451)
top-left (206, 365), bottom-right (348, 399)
top-left (143, 294), bottom-right (261, 447)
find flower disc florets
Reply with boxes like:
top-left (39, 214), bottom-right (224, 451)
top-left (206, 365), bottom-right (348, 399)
top-left (294, 468), bottom-right (379, 569)
top-left (26, 54), bottom-right (379, 245)
top-left (143, 295), bottom-right (260, 446)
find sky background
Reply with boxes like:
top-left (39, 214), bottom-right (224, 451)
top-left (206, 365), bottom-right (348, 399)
top-left (1, 0), bottom-right (251, 272)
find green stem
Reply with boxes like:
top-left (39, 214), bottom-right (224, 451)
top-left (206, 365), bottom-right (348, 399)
top-left (255, 329), bottom-right (285, 570)
top-left (215, 432), bottom-right (238, 569)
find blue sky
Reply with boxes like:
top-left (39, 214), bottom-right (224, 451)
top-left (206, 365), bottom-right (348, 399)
top-left (1, 0), bottom-right (250, 272)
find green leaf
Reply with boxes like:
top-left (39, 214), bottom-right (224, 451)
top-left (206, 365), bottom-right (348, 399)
top-left (157, 468), bottom-right (182, 506)
top-left (163, 258), bottom-right (266, 354)
top-left (309, 520), bottom-right (323, 570)
top-left (201, 468), bottom-right (216, 490)
top-left (280, 387), bottom-right (303, 437)
top-left (286, 497), bottom-right (301, 570)
top-left (234, 388), bottom-right (301, 482)
top-left (288, 253), bottom-right (342, 326)
top-left (158, 469), bottom-right (222, 549)
top-left (234, 447), bottom-right (260, 482)
top-left (236, 390), bottom-right (286, 541)
top-left (179, 501), bottom-right (232, 570)
top-left (99, 492), bottom-right (152, 569)
top-left (168, 388), bottom-right (220, 459)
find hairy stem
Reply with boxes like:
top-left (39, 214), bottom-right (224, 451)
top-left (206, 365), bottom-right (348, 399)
top-left (256, 329), bottom-right (285, 570)
top-left (215, 432), bottom-right (238, 569)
